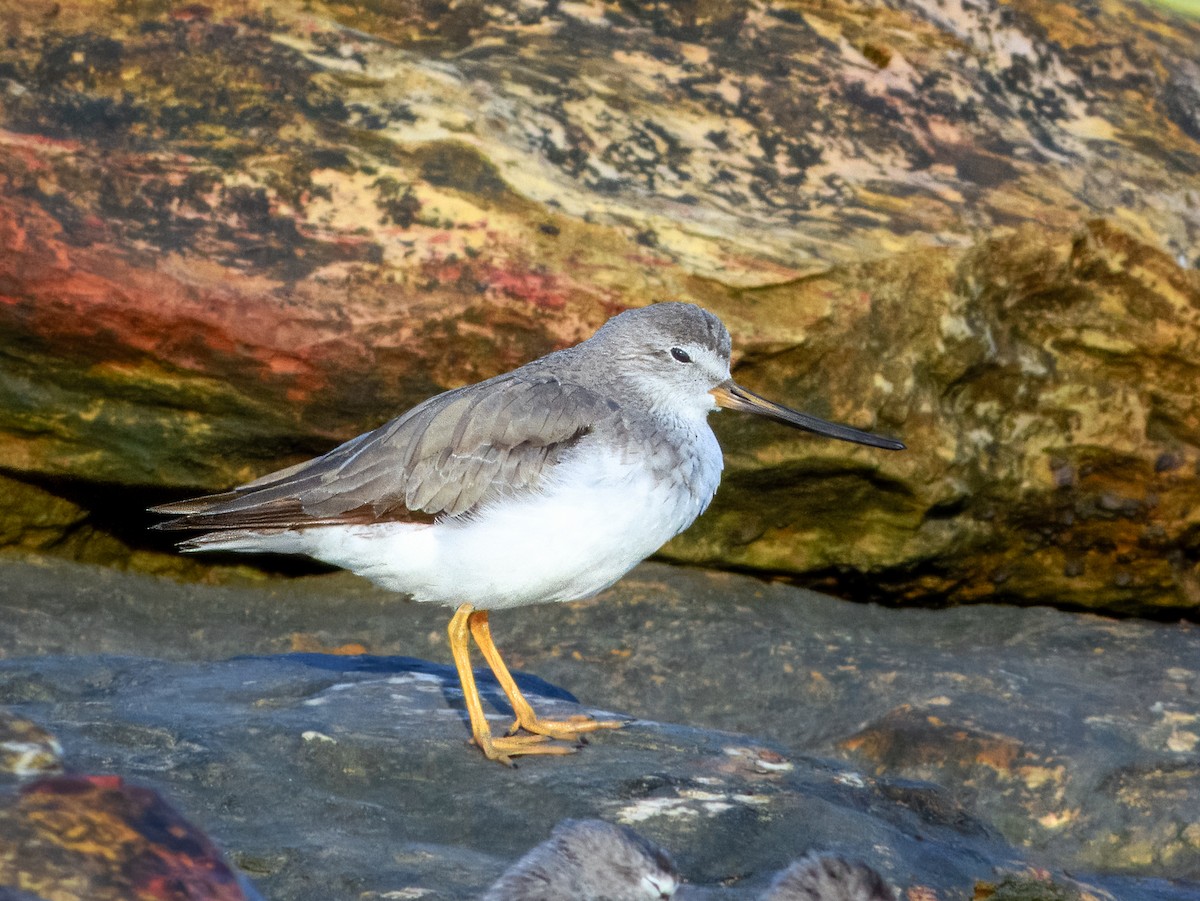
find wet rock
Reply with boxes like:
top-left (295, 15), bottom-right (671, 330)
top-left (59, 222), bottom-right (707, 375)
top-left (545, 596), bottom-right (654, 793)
top-left (0, 1), bottom-right (1197, 612)
top-left (0, 556), bottom-right (1197, 897)
top-left (0, 653), bottom-right (996, 899)
top-left (0, 712), bottom-right (62, 778)
top-left (0, 774), bottom-right (260, 901)
top-left (0, 652), bottom-right (1109, 900)
top-left (500, 566), bottom-right (1200, 879)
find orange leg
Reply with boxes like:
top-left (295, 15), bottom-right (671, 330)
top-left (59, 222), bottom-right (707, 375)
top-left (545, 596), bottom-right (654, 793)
top-left (447, 604), bottom-right (574, 765)
top-left (467, 609), bottom-right (626, 741)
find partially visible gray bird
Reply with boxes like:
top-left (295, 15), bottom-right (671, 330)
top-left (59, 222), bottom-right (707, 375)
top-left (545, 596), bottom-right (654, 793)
top-left (760, 855), bottom-right (896, 901)
top-left (482, 819), bottom-right (679, 900)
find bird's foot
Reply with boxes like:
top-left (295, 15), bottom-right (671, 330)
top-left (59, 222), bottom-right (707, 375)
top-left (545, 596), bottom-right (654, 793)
top-left (475, 731), bottom-right (578, 766)
top-left (507, 713), bottom-right (628, 742)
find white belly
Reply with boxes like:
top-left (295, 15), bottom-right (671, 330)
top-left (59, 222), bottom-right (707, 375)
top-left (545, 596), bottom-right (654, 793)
top-left (303, 437), bottom-right (721, 609)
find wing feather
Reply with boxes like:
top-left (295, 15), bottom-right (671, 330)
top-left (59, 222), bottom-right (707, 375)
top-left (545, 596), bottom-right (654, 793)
top-left (152, 373), bottom-right (615, 531)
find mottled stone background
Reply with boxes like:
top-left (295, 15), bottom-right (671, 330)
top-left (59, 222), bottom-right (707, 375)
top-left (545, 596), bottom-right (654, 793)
top-left (1, 0), bottom-right (1198, 614)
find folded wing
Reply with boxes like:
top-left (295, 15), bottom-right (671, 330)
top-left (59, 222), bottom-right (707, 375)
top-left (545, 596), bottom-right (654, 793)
top-left (152, 374), bottom-right (616, 532)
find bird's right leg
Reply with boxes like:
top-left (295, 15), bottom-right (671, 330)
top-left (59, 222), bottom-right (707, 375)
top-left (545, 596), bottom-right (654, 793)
top-left (447, 604), bottom-right (574, 765)
top-left (467, 609), bottom-right (626, 741)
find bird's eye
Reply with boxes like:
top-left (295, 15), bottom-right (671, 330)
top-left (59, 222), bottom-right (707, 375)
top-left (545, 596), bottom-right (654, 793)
top-left (670, 347), bottom-right (691, 363)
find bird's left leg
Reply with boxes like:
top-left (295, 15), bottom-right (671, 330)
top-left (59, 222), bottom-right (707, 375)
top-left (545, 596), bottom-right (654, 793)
top-left (467, 609), bottom-right (626, 740)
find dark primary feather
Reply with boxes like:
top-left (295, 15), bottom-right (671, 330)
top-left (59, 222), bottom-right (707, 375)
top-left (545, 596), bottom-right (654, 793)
top-left (152, 371), bottom-right (618, 532)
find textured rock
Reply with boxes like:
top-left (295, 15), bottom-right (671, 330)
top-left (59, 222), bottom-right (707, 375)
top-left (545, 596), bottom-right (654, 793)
top-left (0, 654), bottom-right (995, 900)
top-left (1, 555), bottom-right (1198, 892)
top-left (0, 651), bottom-right (1184, 901)
top-left (667, 222), bottom-right (1200, 615)
top-left (0, 774), bottom-right (261, 901)
top-left (0, 0), bottom-right (1198, 614)
top-left (0, 711), bottom-right (61, 778)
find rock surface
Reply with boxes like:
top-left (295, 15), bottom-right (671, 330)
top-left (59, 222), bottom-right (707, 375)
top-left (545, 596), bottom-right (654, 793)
top-left (0, 656), bottom-right (1025, 901)
top-left (1, 556), bottom-right (1197, 897)
top-left (0, 0), bottom-right (1198, 612)
top-left (0, 772), bottom-right (263, 901)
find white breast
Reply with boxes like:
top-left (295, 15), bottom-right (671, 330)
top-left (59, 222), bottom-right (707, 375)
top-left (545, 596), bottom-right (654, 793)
top-left (304, 423), bottom-right (723, 610)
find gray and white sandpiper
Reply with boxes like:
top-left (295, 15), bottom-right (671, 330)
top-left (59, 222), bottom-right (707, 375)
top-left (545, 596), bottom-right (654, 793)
top-left (482, 819), bottom-right (678, 900)
top-left (759, 854), bottom-right (896, 901)
top-left (152, 302), bottom-right (903, 764)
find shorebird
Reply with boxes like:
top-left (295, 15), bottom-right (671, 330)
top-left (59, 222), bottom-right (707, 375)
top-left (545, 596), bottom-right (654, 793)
top-left (760, 854), bottom-right (896, 901)
top-left (153, 302), bottom-right (903, 764)
top-left (482, 819), bottom-right (678, 900)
